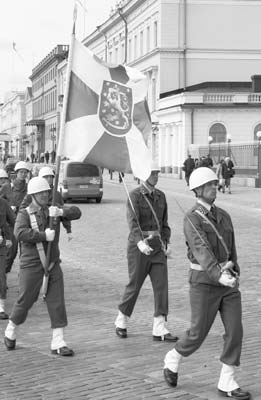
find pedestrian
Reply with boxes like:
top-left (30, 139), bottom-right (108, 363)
top-left (223, 156), bottom-right (235, 194)
top-left (50, 150), bottom-right (56, 164)
top-left (206, 153), bottom-right (213, 168)
top-left (182, 154), bottom-right (195, 186)
top-left (40, 152), bottom-right (45, 163)
top-left (4, 177), bottom-right (81, 355)
top-left (45, 150), bottom-right (50, 164)
top-left (119, 172), bottom-right (124, 183)
top-left (163, 167), bottom-right (251, 400)
top-left (114, 161), bottom-right (178, 342)
top-left (6, 161), bottom-right (30, 273)
top-left (216, 159), bottom-right (225, 192)
top-left (0, 197), bottom-right (15, 319)
top-left (20, 166), bottom-right (73, 241)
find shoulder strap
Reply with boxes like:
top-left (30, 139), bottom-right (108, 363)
top-left (142, 193), bottom-right (161, 232)
top-left (26, 207), bottom-right (46, 269)
top-left (195, 209), bottom-right (229, 260)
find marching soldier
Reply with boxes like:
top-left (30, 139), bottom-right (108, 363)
top-left (163, 167), bottom-right (251, 400)
top-left (4, 177), bottom-right (81, 355)
top-left (20, 166), bottom-right (73, 241)
top-left (114, 162), bottom-right (178, 342)
top-left (0, 197), bottom-right (15, 319)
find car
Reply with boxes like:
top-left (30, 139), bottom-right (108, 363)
top-left (58, 161), bottom-right (103, 203)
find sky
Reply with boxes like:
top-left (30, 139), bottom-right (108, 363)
top-left (0, 0), bottom-right (117, 102)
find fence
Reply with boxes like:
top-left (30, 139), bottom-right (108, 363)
top-left (195, 142), bottom-right (260, 176)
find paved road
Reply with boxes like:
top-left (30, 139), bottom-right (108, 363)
top-left (0, 174), bottom-right (260, 399)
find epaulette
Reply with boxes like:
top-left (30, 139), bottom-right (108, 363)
top-left (195, 205), bottom-right (208, 215)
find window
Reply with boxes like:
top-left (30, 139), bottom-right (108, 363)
top-left (128, 38), bottom-right (132, 61)
top-left (153, 21), bottom-right (158, 47)
top-left (254, 123), bottom-right (261, 141)
top-left (140, 31), bottom-right (143, 56)
top-left (134, 35), bottom-right (137, 59)
top-left (146, 26), bottom-right (150, 52)
top-left (209, 123), bottom-right (227, 143)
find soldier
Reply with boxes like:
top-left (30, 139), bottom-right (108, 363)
top-left (20, 166), bottom-right (73, 241)
top-left (6, 161), bottom-right (30, 273)
top-left (114, 162), bottom-right (178, 342)
top-left (0, 197), bottom-right (15, 319)
top-left (0, 169), bottom-right (12, 204)
top-left (163, 167), bottom-right (250, 400)
top-left (4, 177), bottom-right (81, 356)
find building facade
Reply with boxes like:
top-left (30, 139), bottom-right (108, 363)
top-left (82, 0), bottom-right (261, 178)
top-left (0, 91), bottom-right (26, 160)
top-left (27, 45), bottom-right (69, 161)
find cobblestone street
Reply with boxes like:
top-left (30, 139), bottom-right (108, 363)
top-left (0, 174), bottom-right (260, 400)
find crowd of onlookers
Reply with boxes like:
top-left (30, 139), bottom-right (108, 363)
top-left (182, 154), bottom-right (235, 194)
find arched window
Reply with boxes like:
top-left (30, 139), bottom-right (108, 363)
top-left (209, 123), bottom-right (227, 143)
top-left (254, 123), bottom-right (261, 141)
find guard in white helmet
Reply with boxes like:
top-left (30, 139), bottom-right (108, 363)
top-left (114, 161), bottom-right (178, 342)
top-left (163, 167), bottom-right (250, 400)
top-left (0, 168), bottom-right (12, 204)
top-left (4, 177), bottom-right (81, 356)
top-left (20, 167), bottom-right (73, 241)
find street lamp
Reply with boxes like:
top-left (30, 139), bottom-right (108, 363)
top-left (226, 134), bottom-right (232, 157)
top-left (255, 131), bottom-right (261, 188)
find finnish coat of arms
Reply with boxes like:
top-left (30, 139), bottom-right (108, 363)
top-left (99, 80), bottom-right (133, 136)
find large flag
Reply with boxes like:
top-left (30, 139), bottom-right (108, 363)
top-left (62, 38), bottom-right (152, 181)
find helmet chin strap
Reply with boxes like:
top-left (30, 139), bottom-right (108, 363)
top-left (32, 194), bottom-right (45, 208)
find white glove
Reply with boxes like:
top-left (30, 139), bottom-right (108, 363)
top-left (0, 235), bottom-right (3, 245)
top-left (221, 260), bottom-right (234, 273)
top-left (5, 240), bottom-right (12, 249)
top-left (45, 228), bottom-right (55, 242)
top-left (164, 244), bottom-right (172, 257)
top-left (49, 206), bottom-right (63, 218)
top-left (137, 240), bottom-right (153, 255)
top-left (11, 206), bottom-right (16, 212)
top-left (218, 271), bottom-right (236, 288)
top-left (67, 233), bottom-right (73, 241)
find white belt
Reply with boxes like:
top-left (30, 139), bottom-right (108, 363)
top-left (190, 261), bottom-right (227, 271)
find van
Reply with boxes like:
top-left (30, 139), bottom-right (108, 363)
top-left (58, 161), bottom-right (103, 203)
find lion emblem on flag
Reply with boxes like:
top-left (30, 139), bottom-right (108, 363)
top-left (99, 80), bottom-right (133, 136)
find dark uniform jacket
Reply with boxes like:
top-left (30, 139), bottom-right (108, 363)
top-left (127, 185), bottom-right (171, 245)
top-left (14, 203), bottom-right (81, 268)
top-left (184, 202), bottom-right (239, 286)
top-left (0, 198), bottom-right (16, 255)
top-left (20, 190), bottom-right (72, 234)
top-left (11, 179), bottom-right (27, 212)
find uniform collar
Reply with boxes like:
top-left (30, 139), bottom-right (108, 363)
top-left (27, 202), bottom-right (43, 214)
top-left (141, 182), bottom-right (155, 196)
top-left (197, 199), bottom-right (212, 212)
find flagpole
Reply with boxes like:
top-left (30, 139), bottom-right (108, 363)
top-left (42, 5), bottom-right (78, 299)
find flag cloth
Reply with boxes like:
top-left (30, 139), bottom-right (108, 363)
top-left (62, 38), bottom-right (152, 181)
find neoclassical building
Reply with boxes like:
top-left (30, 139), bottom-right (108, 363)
top-left (83, 0), bottom-right (261, 177)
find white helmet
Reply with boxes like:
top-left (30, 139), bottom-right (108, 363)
top-left (39, 166), bottom-right (54, 178)
top-left (0, 169), bottom-right (8, 178)
top-left (14, 161), bottom-right (30, 172)
top-left (189, 167), bottom-right (218, 190)
top-left (150, 160), bottom-right (161, 172)
top-left (27, 177), bottom-right (51, 195)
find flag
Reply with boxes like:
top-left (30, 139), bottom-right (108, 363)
top-left (62, 38), bottom-right (151, 181)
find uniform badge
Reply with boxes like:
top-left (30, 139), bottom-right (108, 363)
top-left (99, 80), bottom-right (133, 136)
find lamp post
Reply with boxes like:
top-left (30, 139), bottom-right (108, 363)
top-left (226, 134), bottom-right (231, 158)
top-left (255, 131), bottom-right (261, 188)
top-left (208, 135), bottom-right (213, 157)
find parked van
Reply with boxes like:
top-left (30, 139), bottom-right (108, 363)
top-left (58, 161), bottom-right (103, 203)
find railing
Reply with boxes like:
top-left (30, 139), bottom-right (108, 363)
top-left (196, 142), bottom-right (260, 175)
